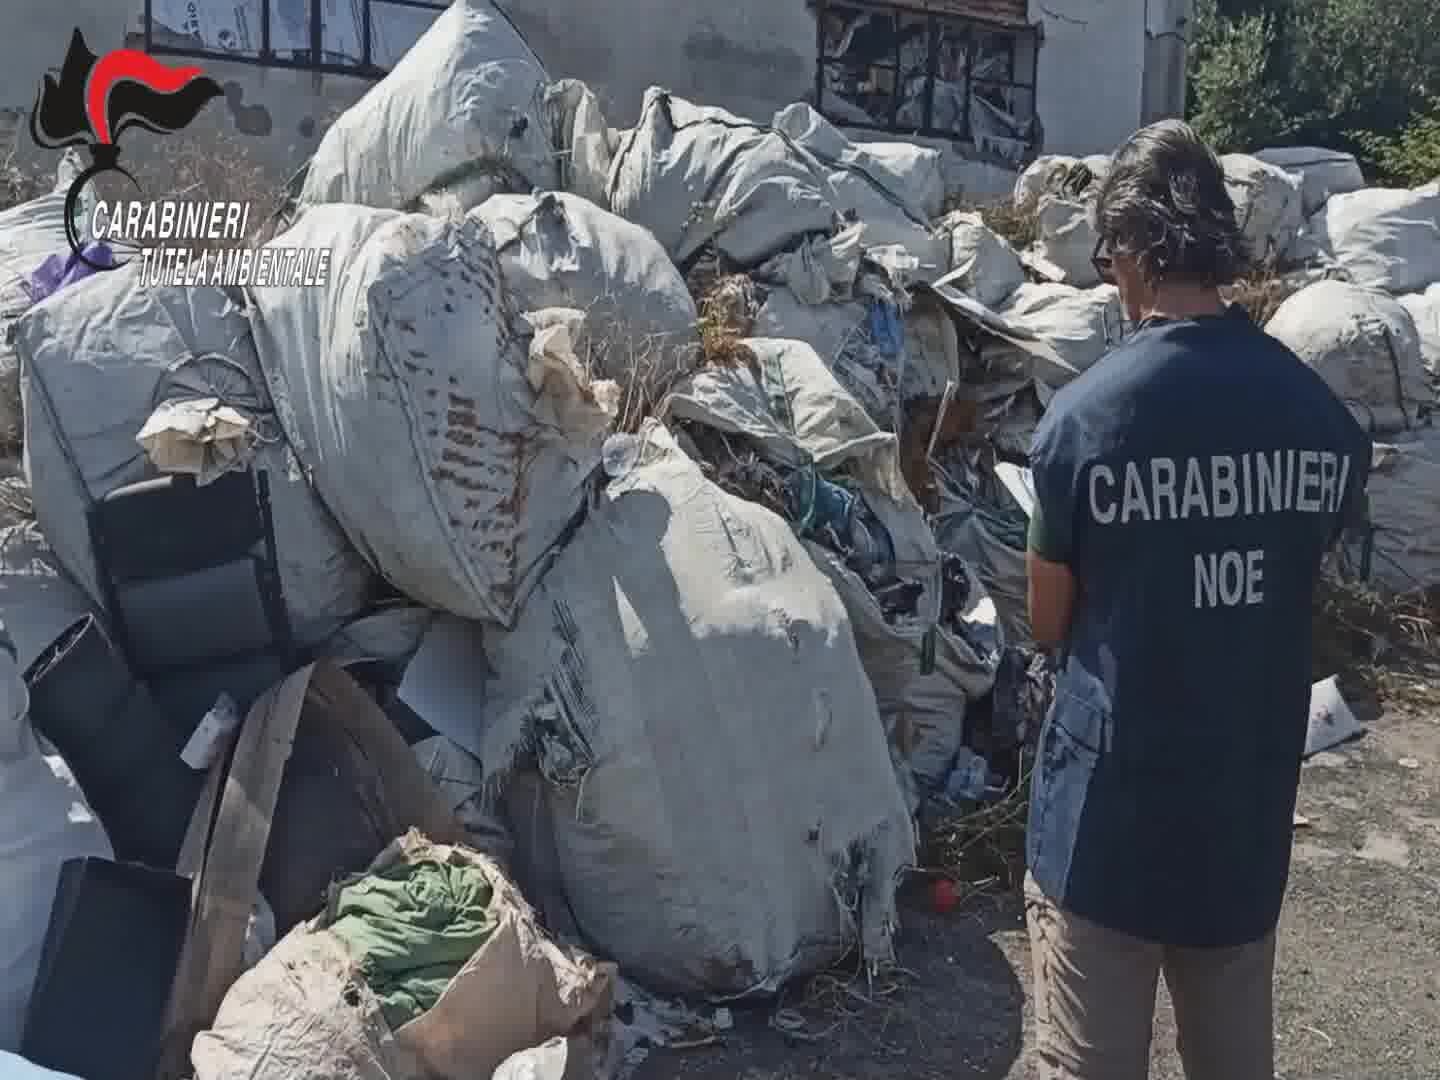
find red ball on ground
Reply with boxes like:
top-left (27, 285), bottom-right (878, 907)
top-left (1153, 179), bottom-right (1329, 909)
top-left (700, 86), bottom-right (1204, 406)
top-left (931, 878), bottom-right (958, 913)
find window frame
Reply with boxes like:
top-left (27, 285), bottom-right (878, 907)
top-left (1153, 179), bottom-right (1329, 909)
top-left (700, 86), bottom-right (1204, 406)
top-left (139, 0), bottom-right (447, 78)
top-left (811, 0), bottom-right (1041, 159)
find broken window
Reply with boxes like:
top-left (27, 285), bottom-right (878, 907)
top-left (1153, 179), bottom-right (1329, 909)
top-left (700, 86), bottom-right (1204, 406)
top-left (813, 0), bottom-right (1040, 165)
top-left (138, 0), bottom-right (446, 75)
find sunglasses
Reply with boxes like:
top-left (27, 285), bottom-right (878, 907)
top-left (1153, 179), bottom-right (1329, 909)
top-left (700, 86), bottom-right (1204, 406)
top-left (1091, 237), bottom-right (1116, 285)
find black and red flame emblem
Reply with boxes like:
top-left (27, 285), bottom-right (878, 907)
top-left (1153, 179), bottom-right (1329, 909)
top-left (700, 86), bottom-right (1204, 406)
top-left (29, 29), bottom-right (223, 269)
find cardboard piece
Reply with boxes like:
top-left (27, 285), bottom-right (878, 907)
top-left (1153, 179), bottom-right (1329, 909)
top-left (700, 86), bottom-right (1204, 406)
top-left (158, 662), bottom-right (463, 1078)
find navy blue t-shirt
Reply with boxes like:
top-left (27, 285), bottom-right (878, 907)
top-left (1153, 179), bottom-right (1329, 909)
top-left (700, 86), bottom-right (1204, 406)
top-left (1025, 306), bottom-right (1371, 948)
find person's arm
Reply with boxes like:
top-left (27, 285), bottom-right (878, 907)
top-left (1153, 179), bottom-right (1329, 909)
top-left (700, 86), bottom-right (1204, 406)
top-left (1027, 499), bottom-right (1078, 649)
top-left (1026, 413), bottom-right (1082, 650)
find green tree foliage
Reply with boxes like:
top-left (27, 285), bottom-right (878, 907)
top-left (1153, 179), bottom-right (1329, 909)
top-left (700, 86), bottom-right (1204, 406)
top-left (1357, 100), bottom-right (1440, 188)
top-left (1187, 0), bottom-right (1440, 180)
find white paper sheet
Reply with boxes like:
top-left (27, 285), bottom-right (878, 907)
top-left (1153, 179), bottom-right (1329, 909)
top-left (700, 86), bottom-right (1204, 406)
top-left (1305, 675), bottom-right (1364, 757)
top-left (396, 615), bottom-right (490, 754)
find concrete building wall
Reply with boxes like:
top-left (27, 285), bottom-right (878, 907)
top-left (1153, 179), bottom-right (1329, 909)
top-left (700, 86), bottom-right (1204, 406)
top-left (506, 1), bottom-right (817, 130)
top-left (2, 0), bottom-right (1163, 197)
top-left (1031, 0), bottom-right (1149, 158)
top-left (1, 4), bottom-right (377, 184)
top-left (1141, 0), bottom-right (1192, 125)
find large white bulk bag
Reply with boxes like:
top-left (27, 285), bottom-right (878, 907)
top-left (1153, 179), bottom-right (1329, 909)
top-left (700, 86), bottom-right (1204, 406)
top-left (15, 269), bottom-right (375, 646)
top-left (0, 623), bottom-right (111, 1051)
top-left (1362, 431), bottom-right (1440, 592)
top-left (1033, 195), bottom-right (1102, 287)
top-left (299, 0), bottom-right (554, 212)
top-left (1397, 284), bottom-right (1440, 376)
top-left (474, 423), bottom-right (913, 996)
top-left (772, 104), bottom-right (942, 221)
top-left (984, 283), bottom-right (1121, 388)
top-left (246, 206), bottom-right (613, 626)
top-left (1306, 187), bottom-right (1440, 295)
top-left (661, 336), bottom-right (1000, 789)
top-left (0, 155), bottom-right (100, 449)
top-left (543, 80), bottom-right (616, 211)
top-left (753, 290), bottom-right (897, 423)
top-left (1221, 153), bottom-right (1304, 263)
top-left (608, 89), bottom-right (841, 270)
top-left (770, 104), bottom-right (947, 278)
top-left (937, 211), bottom-right (1026, 308)
top-left (854, 140), bottom-right (945, 221)
top-left (1252, 147), bottom-right (1365, 216)
top-left (1265, 280), bottom-right (1429, 435)
top-left (471, 192), bottom-right (698, 396)
top-left (1013, 154), bottom-right (1109, 205)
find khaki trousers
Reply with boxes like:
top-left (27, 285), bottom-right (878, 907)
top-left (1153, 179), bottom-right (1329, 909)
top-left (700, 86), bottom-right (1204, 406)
top-left (1024, 873), bottom-right (1276, 1080)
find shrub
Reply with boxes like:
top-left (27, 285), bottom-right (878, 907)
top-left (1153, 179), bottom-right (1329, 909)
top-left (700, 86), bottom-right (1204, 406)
top-left (1188, 0), bottom-right (1440, 172)
top-left (1355, 99), bottom-right (1440, 188)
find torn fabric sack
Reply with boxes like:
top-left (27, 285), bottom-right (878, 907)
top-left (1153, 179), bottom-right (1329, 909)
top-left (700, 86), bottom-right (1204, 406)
top-left (245, 206), bottom-right (613, 625)
top-left (543, 80), bottom-right (618, 211)
top-left (298, 0), bottom-right (555, 212)
top-left (1352, 430), bottom-right (1440, 592)
top-left (1305, 187), bottom-right (1440, 295)
top-left (772, 104), bottom-right (944, 220)
top-left (1265, 281), bottom-right (1429, 436)
top-left (1033, 196), bottom-right (1103, 288)
top-left (474, 424), bottom-right (914, 997)
top-left (662, 335), bottom-right (999, 789)
top-left (1252, 147), bottom-right (1365, 217)
top-left (936, 211), bottom-right (1026, 309)
top-left (1397, 284), bottom-right (1440, 376)
top-left (193, 833), bottom-right (614, 1080)
top-left (1221, 153), bottom-right (1304, 263)
top-left (471, 192), bottom-right (699, 398)
top-left (770, 104), bottom-right (948, 281)
top-left (1013, 154), bottom-right (1109, 210)
top-left (608, 89), bottom-right (841, 271)
top-left (983, 283), bottom-right (1122, 389)
top-left (0, 155), bottom-right (100, 450)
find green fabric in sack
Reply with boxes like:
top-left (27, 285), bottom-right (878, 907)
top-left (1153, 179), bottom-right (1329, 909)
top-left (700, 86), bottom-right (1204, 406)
top-left (329, 856), bottom-right (497, 1030)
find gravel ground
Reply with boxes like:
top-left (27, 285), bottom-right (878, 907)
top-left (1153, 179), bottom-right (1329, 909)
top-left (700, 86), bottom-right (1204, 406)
top-left (635, 665), bottom-right (1440, 1080)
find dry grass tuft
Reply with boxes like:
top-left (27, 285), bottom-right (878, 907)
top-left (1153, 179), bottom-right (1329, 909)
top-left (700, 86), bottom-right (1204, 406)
top-left (778, 957), bottom-right (916, 1046)
top-left (1312, 576), bottom-right (1440, 712)
top-left (1223, 263), bottom-right (1303, 326)
top-left (919, 776), bottom-right (1030, 904)
top-left (695, 273), bottom-right (758, 369)
top-left (977, 200), bottom-right (1040, 253)
top-left (0, 370), bottom-right (21, 459)
top-left (0, 475), bottom-right (34, 523)
top-left (0, 154), bottom-right (52, 214)
top-left (92, 126), bottom-right (285, 249)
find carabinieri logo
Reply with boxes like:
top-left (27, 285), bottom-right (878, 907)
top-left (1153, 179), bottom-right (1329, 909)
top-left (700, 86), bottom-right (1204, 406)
top-left (29, 29), bottom-right (223, 271)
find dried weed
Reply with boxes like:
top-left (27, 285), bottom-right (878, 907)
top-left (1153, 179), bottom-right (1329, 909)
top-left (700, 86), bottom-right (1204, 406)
top-left (695, 273), bottom-right (758, 369)
top-left (920, 776), bottom-right (1031, 902)
top-left (977, 200), bottom-right (1040, 253)
top-left (1223, 262), bottom-right (1303, 326)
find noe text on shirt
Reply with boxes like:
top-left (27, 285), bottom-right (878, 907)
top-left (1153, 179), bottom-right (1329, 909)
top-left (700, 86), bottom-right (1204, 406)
top-left (1086, 449), bottom-right (1356, 609)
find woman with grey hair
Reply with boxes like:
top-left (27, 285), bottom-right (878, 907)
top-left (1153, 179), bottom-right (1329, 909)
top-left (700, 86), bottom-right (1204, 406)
top-left (1022, 120), bottom-right (1370, 1079)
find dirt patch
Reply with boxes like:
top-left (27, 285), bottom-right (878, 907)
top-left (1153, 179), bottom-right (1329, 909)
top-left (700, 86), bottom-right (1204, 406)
top-left (635, 614), bottom-right (1439, 1080)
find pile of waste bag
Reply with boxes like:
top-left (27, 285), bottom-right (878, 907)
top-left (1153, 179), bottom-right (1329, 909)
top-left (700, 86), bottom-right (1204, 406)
top-left (0, 0), bottom-right (1436, 1077)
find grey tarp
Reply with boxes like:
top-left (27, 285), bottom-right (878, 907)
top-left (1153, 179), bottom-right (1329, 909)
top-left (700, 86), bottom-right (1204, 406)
top-left (298, 0), bottom-right (555, 211)
top-left (471, 424), bottom-right (914, 997)
top-left (245, 205), bottom-right (613, 626)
